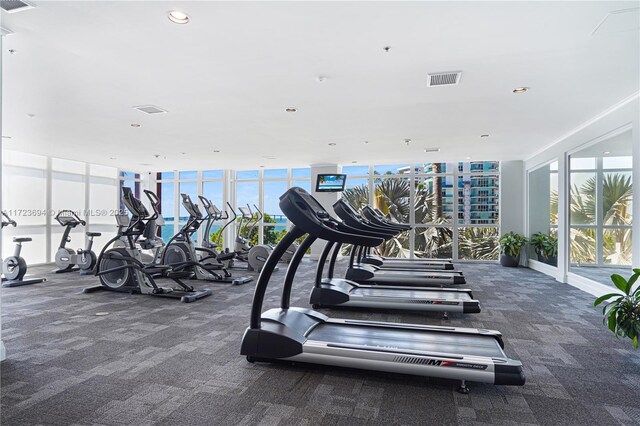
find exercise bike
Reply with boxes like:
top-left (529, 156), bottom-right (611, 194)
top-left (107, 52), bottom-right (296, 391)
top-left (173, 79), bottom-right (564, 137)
top-left (54, 210), bottom-right (101, 275)
top-left (83, 187), bottom-right (211, 303)
top-left (1, 211), bottom-right (47, 287)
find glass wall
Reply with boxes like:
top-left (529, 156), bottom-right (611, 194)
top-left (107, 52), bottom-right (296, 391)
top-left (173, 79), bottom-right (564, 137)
top-left (233, 168), bottom-right (312, 246)
top-left (341, 161), bottom-right (500, 261)
top-left (568, 130), bottom-right (633, 285)
top-left (1, 150), bottom-right (122, 263)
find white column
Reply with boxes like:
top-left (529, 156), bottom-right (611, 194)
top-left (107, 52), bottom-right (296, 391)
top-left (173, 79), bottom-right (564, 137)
top-left (557, 153), bottom-right (569, 283)
top-left (1, 30), bottom-right (6, 361)
top-left (632, 114), bottom-right (640, 269)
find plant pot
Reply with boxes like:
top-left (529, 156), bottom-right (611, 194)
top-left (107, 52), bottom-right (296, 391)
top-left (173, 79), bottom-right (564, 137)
top-left (500, 254), bottom-right (520, 267)
top-left (536, 254), bottom-right (557, 267)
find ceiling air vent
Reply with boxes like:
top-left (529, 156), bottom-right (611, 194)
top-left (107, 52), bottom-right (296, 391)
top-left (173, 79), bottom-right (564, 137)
top-left (1, 0), bottom-right (35, 13)
top-left (427, 71), bottom-right (462, 87)
top-left (133, 105), bottom-right (168, 115)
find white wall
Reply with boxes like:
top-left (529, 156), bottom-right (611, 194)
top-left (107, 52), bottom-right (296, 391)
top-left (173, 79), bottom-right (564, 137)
top-left (1, 150), bottom-right (122, 264)
top-left (499, 160), bottom-right (524, 236)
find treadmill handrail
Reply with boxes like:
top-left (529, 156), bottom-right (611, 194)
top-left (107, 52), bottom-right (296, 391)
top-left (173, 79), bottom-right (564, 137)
top-left (249, 188), bottom-right (385, 329)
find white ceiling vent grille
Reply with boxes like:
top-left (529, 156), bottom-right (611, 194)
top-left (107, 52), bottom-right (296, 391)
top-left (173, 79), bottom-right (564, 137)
top-left (133, 105), bottom-right (168, 115)
top-left (427, 71), bottom-right (462, 87)
top-left (1, 0), bottom-right (35, 13)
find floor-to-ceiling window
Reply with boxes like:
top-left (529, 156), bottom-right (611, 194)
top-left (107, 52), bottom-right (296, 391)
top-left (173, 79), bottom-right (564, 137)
top-left (341, 161), bottom-right (500, 261)
top-left (569, 129), bottom-right (633, 286)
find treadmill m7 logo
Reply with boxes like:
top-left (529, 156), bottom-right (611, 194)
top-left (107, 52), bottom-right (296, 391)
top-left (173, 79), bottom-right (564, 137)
top-left (425, 359), bottom-right (453, 366)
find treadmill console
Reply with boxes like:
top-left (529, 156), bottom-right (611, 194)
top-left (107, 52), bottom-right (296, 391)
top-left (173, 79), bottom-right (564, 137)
top-left (280, 187), bottom-right (383, 247)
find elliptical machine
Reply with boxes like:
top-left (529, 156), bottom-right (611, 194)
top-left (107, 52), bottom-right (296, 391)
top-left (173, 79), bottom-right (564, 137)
top-left (83, 187), bottom-right (211, 303)
top-left (1, 211), bottom-right (47, 287)
top-left (161, 194), bottom-right (253, 285)
top-left (228, 204), bottom-right (273, 273)
top-left (197, 195), bottom-right (237, 269)
top-left (251, 204), bottom-right (299, 263)
top-left (54, 210), bottom-right (101, 275)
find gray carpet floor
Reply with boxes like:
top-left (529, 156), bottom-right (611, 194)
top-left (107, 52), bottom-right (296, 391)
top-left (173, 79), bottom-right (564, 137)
top-left (1, 260), bottom-right (640, 426)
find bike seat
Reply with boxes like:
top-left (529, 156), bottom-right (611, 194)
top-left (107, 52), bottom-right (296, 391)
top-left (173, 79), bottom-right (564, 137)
top-left (86, 232), bottom-right (102, 237)
top-left (13, 237), bottom-right (32, 243)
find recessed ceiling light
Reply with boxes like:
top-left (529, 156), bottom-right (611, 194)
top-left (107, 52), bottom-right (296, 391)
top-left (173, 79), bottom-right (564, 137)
top-left (363, 141), bottom-right (369, 144)
top-left (213, 149), bottom-right (220, 153)
top-left (424, 148), bottom-right (440, 153)
top-left (27, 113), bottom-right (35, 118)
top-left (465, 156), bottom-right (472, 160)
top-left (328, 143), bottom-right (336, 146)
top-left (8, 49), bottom-right (16, 54)
top-left (110, 157), bottom-right (117, 160)
top-left (512, 87), bottom-right (529, 94)
top-left (351, 161), bottom-right (358, 163)
top-left (480, 134), bottom-right (489, 138)
top-left (168, 11), bottom-right (190, 24)
top-left (285, 107), bottom-right (297, 113)
top-left (2, 135), bottom-right (11, 139)
top-left (404, 139), bottom-right (411, 146)
top-left (131, 123), bottom-right (141, 128)
top-left (259, 165), bottom-right (265, 168)
top-left (181, 152), bottom-right (186, 155)
top-left (383, 46), bottom-right (391, 52)
top-left (603, 151), bottom-right (611, 154)
top-left (154, 154), bottom-right (161, 158)
top-left (316, 76), bottom-right (327, 83)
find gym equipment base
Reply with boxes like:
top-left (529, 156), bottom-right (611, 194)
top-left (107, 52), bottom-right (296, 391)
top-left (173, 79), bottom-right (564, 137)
top-left (2, 277), bottom-right (47, 288)
top-left (82, 284), bottom-right (212, 303)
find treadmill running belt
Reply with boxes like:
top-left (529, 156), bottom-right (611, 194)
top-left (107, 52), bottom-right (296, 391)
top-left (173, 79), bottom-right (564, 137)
top-left (374, 270), bottom-right (463, 278)
top-left (352, 288), bottom-right (472, 300)
top-left (307, 323), bottom-right (504, 358)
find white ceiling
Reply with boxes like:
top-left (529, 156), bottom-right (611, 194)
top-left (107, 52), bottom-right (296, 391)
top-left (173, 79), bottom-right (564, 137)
top-left (1, 1), bottom-right (639, 172)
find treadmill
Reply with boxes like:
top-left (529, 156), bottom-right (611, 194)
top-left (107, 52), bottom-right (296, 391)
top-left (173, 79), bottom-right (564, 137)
top-left (335, 201), bottom-right (453, 271)
top-left (360, 205), bottom-right (454, 270)
top-left (332, 201), bottom-right (466, 287)
top-left (241, 187), bottom-right (525, 393)
top-left (310, 238), bottom-right (480, 317)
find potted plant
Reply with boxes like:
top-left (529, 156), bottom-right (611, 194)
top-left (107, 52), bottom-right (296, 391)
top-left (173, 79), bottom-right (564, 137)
top-left (530, 232), bottom-right (558, 266)
top-left (594, 269), bottom-right (640, 349)
top-left (498, 232), bottom-right (528, 267)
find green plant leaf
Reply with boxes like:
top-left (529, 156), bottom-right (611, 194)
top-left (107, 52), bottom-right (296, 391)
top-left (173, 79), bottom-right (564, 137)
top-left (608, 313), bottom-right (617, 332)
top-left (611, 274), bottom-right (628, 293)
top-left (633, 335), bottom-right (638, 350)
top-left (626, 273), bottom-right (639, 294)
top-left (594, 293), bottom-right (622, 306)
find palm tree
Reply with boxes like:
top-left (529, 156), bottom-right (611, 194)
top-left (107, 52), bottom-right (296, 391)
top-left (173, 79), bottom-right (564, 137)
top-left (569, 172), bottom-right (633, 265)
top-left (341, 174), bottom-right (497, 260)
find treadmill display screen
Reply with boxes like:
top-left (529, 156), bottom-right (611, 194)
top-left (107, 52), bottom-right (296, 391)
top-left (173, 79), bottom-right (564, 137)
top-left (316, 174), bottom-right (347, 192)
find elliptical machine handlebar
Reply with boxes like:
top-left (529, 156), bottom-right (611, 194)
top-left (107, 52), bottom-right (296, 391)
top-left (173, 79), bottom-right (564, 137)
top-left (143, 190), bottom-right (161, 221)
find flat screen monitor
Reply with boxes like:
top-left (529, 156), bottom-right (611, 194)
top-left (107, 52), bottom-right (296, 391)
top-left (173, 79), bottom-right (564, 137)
top-left (316, 174), bottom-right (347, 192)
